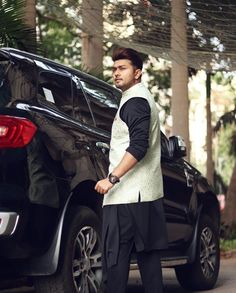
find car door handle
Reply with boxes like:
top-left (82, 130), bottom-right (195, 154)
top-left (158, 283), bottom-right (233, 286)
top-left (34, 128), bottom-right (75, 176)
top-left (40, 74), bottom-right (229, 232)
top-left (96, 142), bottom-right (110, 154)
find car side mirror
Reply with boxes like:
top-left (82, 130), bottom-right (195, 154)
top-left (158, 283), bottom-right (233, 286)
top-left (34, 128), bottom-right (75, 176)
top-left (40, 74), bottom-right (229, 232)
top-left (169, 135), bottom-right (187, 158)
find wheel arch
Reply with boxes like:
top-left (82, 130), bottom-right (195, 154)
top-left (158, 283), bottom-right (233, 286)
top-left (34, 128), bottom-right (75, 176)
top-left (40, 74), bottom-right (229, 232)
top-left (186, 191), bottom-right (220, 264)
top-left (198, 191), bottom-right (221, 232)
top-left (22, 179), bottom-right (102, 276)
top-left (68, 179), bottom-right (103, 220)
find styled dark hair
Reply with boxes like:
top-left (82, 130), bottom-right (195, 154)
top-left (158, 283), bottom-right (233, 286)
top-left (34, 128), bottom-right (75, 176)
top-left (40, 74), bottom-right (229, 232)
top-left (112, 47), bottom-right (143, 70)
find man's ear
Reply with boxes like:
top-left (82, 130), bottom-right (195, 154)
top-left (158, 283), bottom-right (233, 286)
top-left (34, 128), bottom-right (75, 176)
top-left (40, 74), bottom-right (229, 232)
top-left (135, 69), bottom-right (142, 80)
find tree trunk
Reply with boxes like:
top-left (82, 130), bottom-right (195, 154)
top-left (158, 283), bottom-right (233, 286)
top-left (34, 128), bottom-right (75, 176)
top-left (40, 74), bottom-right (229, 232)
top-left (25, 0), bottom-right (36, 28)
top-left (170, 0), bottom-right (190, 160)
top-left (81, 0), bottom-right (103, 76)
top-left (24, 0), bottom-right (37, 52)
top-left (222, 162), bottom-right (236, 232)
top-left (206, 72), bottom-right (214, 184)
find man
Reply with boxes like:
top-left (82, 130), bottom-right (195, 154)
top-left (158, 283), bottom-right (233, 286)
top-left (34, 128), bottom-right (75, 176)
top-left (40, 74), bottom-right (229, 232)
top-left (95, 48), bottom-right (168, 293)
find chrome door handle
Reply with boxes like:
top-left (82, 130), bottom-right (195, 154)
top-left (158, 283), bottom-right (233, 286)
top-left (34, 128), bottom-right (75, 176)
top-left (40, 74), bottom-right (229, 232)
top-left (96, 142), bottom-right (110, 154)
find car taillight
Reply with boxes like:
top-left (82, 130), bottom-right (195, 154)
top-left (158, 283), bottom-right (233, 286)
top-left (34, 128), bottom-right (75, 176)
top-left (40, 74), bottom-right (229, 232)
top-left (0, 115), bottom-right (37, 148)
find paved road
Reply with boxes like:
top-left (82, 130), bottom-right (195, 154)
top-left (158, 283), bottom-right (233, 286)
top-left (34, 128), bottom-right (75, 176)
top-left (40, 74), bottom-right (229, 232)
top-left (128, 257), bottom-right (236, 293)
top-left (0, 257), bottom-right (235, 293)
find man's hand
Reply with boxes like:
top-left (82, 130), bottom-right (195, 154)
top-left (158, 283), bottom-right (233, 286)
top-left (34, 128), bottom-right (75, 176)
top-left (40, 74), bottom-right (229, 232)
top-left (95, 152), bottom-right (137, 195)
top-left (95, 178), bottom-right (114, 195)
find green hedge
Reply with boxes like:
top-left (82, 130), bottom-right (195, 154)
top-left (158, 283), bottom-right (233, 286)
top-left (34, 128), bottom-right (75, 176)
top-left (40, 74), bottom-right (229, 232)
top-left (220, 239), bottom-right (236, 251)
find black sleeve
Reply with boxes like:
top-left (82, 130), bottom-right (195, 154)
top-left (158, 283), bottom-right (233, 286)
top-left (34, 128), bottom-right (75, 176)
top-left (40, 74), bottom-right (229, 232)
top-left (120, 97), bottom-right (151, 161)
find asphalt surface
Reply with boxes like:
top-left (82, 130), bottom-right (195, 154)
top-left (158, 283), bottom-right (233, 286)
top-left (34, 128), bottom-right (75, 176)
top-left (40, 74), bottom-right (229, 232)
top-left (128, 257), bottom-right (236, 293)
top-left (0, 257), bottom-right (235, 293)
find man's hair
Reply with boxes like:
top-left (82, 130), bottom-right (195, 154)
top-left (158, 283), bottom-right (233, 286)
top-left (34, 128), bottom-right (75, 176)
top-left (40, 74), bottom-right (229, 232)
top-left (112, 48), bottom-right (143, 70)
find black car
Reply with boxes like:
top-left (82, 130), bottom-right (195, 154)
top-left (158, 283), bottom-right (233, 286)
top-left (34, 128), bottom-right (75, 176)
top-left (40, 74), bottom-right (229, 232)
top-left (0, 48), bottom-right (220, 292)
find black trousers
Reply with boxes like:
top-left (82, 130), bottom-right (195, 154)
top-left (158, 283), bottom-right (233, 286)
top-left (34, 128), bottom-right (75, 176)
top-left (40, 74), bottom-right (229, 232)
top-left (103, 203), bottom-right (165, 293)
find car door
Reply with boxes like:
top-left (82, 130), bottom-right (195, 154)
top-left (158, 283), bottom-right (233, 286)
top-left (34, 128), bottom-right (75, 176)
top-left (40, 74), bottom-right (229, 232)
top-left (36, 69), bottom-right (100, 194)
top-left (161, 133), bottom-right (196, 248)
top-left (78, 78), bottom-right (119, 178)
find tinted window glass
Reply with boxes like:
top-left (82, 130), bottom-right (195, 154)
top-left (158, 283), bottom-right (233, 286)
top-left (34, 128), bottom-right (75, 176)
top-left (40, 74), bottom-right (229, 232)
top-left (38, 71), bottom-right (73, 116)
top-left (80, 80), bottom-right (118, 132)
top-left (0, 63), bottom-right (11, 107)
top-left (1, 60), bottom-right (37, 106)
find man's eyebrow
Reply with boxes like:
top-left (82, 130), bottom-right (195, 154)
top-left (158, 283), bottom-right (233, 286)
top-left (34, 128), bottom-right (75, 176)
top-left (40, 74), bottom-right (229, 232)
top-left (113, 65), bottom-right (126, 69)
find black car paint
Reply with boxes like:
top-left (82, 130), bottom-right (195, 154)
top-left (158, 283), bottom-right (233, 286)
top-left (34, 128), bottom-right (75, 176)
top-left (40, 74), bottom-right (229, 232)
top-left (0, 48), bottom-right (220, 276)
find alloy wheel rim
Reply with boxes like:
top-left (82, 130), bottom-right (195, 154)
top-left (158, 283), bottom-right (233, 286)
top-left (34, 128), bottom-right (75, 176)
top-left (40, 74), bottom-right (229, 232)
top-left (200, 226), bottom-right (218, 279)
top-left (72, 226), bottom-right (102, 293)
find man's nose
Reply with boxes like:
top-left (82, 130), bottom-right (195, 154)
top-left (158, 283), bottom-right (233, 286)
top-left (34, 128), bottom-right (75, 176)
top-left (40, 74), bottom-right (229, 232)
top-left (114, 70), bottom-right (120, 76)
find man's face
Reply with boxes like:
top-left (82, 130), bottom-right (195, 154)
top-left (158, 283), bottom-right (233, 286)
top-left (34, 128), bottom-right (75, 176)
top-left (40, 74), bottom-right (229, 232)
top-left (112, 59), bottom-right (141, 92)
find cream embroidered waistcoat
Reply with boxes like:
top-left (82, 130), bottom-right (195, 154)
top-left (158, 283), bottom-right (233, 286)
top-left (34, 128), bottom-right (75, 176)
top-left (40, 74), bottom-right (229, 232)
top-left (103, 82), bottom-right (163, 206)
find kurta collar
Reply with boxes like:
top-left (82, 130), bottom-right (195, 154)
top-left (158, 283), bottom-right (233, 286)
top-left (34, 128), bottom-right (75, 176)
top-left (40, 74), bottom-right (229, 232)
top-left (122, 82), bottom-right (145, 99)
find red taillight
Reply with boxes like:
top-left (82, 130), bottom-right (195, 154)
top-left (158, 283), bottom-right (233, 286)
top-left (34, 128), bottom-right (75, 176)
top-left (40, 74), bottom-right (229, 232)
top-left (0, 115), bottom-right (37, 148)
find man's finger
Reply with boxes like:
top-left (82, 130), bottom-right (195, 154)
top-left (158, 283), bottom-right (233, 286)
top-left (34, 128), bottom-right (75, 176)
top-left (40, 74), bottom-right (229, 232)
top-left (94, 181), bottom-right (100, 190)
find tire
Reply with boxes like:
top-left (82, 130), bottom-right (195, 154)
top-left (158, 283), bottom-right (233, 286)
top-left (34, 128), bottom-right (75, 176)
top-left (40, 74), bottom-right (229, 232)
top-left (175, 215), bottom-right (220, 291)
top-left (34, 206), bottom-right (102, 293)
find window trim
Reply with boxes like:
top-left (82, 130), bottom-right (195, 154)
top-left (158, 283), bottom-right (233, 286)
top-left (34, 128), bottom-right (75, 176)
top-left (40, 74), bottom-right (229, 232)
top-left (73, 76), bottom-right (97, 127)
top-left (79, 78), bottom-right (118, 132)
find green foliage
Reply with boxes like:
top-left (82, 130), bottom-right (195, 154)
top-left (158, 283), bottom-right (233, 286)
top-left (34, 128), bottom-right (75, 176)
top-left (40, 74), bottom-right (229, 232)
top-left (37, 0), bottom-right (82, 67)
top-left (220, 219), bottom-right (236, 251)
top-left (39, 20), bottom-right (81, 66)
top-left (146, 65), bottom-right (171, 91)
top-left (145, 60), bottom-right (171, 122)
top-left (213, 72), bottom-right (236, 96)
top-left (214, 74), bottom-right (236, 187)
top-left (216, 124), bottom-right (236, 186)
top-left (0, 0), bottom-right (37, 52)
top-left (220, 238), bottom-right (236, 251)
top-left (230, 131), bottom-right (236, 156)
top-left (220, 223), bottom-right (236, 246)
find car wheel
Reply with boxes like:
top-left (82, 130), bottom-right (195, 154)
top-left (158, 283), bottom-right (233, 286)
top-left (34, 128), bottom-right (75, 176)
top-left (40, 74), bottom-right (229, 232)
top-left (175, 214), bottom-right (220, 291)
top-left (34, 206), bottom-right (102, 293)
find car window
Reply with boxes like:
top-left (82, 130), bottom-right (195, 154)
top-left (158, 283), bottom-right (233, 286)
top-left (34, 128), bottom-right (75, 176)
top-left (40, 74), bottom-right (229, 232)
top-left (80, 80), bottom-right (118, 132)
top-left (37, 71), bottom-right (73, 116)
top-left (0, 62), bottom-right (11, 107)
top-left (1, 59), bottom-right (37, 105)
